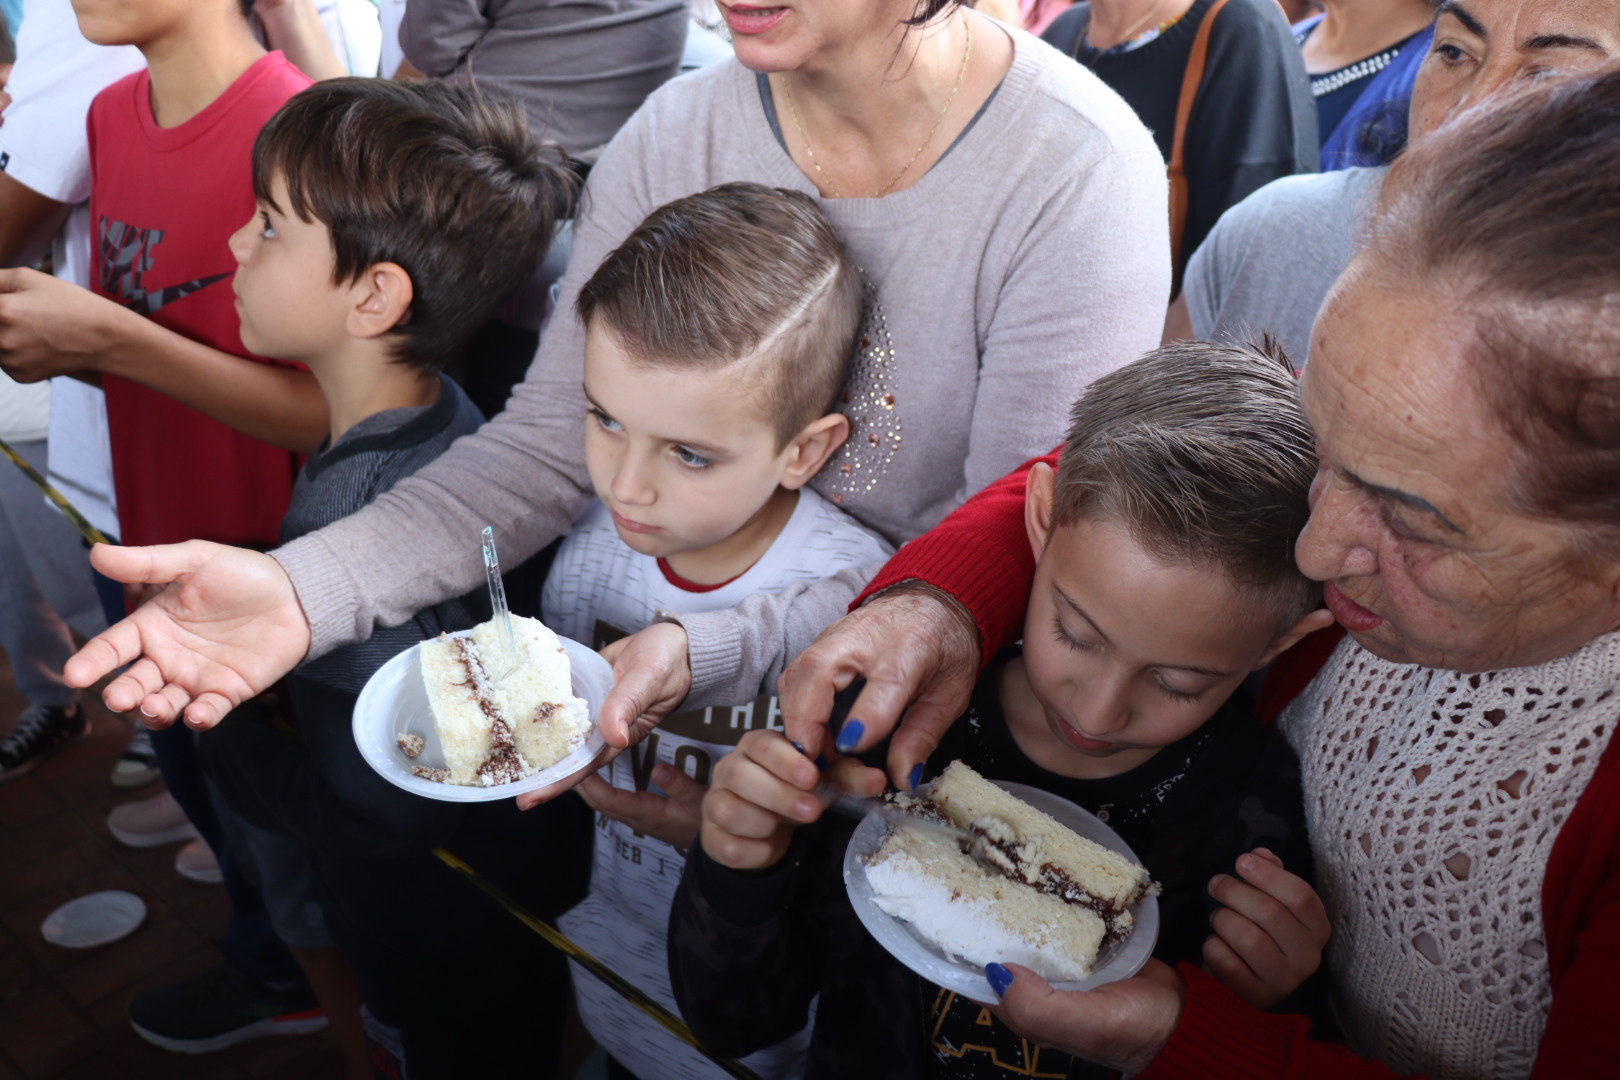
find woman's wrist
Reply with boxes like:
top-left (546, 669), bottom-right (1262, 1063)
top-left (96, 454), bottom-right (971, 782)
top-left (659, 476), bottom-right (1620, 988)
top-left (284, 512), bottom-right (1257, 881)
top-left (863, 578), bottom-right (984, 666)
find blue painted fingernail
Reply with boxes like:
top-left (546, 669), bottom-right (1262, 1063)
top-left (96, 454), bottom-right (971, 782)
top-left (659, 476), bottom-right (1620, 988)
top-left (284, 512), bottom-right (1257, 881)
top-left (814, 754), bottom-right (828, 771)
top-left (790, 741), bottom-right (806, 755)
top-left (985, 962), bottom-right (1013, 998)
top-left (834, 719), bottom-right (864, 753)
top-left (908, 763), bottom-right (924, 791)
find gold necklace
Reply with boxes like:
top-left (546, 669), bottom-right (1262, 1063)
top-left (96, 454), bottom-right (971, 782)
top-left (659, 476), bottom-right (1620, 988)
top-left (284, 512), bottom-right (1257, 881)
top-left (781, 15), bottom-right (974, 200)
top-left (1090, 0), bottom-right (1169, 52)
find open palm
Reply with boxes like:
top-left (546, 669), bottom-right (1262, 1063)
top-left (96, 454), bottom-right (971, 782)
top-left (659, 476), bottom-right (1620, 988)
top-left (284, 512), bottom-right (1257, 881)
top-left (64, 541), bottom-right (311, 728)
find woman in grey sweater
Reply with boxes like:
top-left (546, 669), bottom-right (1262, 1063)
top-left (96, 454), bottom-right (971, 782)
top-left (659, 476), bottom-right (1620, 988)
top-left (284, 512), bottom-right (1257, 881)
top-left (69, 0), bottom-right (1171, 784)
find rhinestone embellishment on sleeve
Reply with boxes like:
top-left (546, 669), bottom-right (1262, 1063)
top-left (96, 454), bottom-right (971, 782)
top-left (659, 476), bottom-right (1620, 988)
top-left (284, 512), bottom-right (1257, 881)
top-left (822, 278), bottom-right (902, 504)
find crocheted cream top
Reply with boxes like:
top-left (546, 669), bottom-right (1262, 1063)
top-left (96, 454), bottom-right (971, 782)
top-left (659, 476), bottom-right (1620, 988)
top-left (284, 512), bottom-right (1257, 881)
top-left (1279, 632), bottom-right (1620, 1079)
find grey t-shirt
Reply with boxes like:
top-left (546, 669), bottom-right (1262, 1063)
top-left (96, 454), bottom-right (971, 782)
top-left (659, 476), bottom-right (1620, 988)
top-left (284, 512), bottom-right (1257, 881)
top-left (400, 0), bottom-right (688, 157)
top-left (1184, 165), bottom-right (1385, 367)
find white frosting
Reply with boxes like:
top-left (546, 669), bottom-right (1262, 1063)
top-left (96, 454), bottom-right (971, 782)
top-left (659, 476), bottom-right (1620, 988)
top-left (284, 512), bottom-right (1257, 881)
top-left (864, 826), bottom-right (1102, 982)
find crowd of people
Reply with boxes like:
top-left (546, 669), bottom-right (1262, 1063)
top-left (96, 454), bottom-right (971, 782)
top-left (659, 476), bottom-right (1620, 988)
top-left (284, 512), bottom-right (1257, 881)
top-left (1, 0), bottom-right (1618, 1077)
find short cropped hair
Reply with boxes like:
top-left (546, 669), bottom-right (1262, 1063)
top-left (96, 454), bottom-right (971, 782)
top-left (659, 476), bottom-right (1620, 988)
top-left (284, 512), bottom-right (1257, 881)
top-left (251, 78), bottom-right (572, 374)
top-left (575, 183), bottom-right (863, 447)
top-left (1365, 66), bottom-right (1620, 544)
top-left (1051, 340), bottom-right (1320, 625)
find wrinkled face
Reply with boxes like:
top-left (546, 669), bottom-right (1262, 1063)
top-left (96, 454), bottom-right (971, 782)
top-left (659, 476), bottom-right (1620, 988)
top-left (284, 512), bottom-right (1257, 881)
top-left (1409, 0), bottom-right (1620, 142)
top-left (1014, 513), bottom-right (1291, 780)
top-left (582, 323), bottom-right (794, 560)
top-left (715, 0), bottom-right (920, 73)
top-left (228, 175), bottom-right (351, 363)
top-left (1298, 265), bottom-right (1620, 672)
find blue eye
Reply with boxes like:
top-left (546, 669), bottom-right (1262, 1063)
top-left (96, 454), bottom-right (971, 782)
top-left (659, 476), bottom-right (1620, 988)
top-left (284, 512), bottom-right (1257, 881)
top-left (588, 408), bottom-right (621, 434)
top-left (674, 445), bottom-right (711, 469)
top-left (259, 211), bottom-right (277, 239)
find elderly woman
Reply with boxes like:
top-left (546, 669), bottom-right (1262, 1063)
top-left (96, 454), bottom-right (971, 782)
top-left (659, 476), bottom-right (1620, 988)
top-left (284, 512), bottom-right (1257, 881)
top-left (773, 67), bottom-right (1620, 1078)
top-left (67, 0), bottom-right (1168, 743)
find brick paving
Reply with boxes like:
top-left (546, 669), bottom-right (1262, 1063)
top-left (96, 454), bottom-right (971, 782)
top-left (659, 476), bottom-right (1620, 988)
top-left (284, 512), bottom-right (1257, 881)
top-left (0, 653), bottom-right (347, 1080)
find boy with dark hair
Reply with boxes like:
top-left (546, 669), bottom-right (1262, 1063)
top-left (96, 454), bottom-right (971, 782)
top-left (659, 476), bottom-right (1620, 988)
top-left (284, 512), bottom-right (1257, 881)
top-left (668, 341), bottom-right (1335, 1079)
top-left (539, 182), bottom-right (893, 1080)
top-left (195, 77), bottom-right (581, 1077)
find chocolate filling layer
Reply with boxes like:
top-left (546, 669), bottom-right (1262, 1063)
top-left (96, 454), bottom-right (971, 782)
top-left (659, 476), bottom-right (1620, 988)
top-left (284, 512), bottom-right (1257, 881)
top-left (895, 799), bottom-right (1144, 944)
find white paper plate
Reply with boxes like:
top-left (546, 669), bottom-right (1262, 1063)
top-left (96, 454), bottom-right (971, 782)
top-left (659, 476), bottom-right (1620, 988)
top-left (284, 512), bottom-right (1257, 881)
top-left (41, 890), bottom-right (147, 948)
top-left (353, 631), bottom-right (610, 803)
top-left (844, 780), bottom-right (1159, 1004)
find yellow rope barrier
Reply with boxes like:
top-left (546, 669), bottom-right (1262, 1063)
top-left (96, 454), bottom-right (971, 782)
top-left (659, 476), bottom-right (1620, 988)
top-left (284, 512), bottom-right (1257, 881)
top-left (0, 435), bottom-right (111, 547)
top-left (432, 847), bottom-right (763, 1080)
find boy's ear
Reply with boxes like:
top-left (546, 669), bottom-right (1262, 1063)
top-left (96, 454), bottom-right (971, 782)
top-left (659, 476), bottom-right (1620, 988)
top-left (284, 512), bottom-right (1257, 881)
top-left (1252, 607), bottom-right (1336, 671)
top-left (347, 262), bottom-right (413, 341)
top-left (780, 412), bottom-right (851, 490)
top-left (1025, 462), bottom-right (1056, 559)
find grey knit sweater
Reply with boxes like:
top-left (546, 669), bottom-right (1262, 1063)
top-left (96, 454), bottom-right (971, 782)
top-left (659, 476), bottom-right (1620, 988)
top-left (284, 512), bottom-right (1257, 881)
top-left (275, 24), bottom-right (1170, 703)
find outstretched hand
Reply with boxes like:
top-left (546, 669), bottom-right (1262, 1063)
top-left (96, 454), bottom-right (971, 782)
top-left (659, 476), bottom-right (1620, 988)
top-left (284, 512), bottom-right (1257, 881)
top-left (63, 542), bottom-right (311, 729)
top-left (778, 582), bottom-right (981, 792)
top-left (987, 959), bottom-right (1186, 1076)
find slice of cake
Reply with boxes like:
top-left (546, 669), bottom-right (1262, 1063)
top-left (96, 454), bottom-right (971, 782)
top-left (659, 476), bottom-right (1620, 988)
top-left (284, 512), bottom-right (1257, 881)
top-left (862, 761), bottom-right (1157, 982)
top-left (417, 615), bottom-right (591, 786)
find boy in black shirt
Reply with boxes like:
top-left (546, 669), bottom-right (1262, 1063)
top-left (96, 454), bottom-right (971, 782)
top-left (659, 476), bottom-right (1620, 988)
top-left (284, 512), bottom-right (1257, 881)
top-left (668, 340), bottom-right (1335, 1078)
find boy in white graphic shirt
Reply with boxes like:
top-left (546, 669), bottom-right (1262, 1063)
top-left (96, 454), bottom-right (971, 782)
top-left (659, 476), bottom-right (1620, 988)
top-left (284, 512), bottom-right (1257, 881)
top-left (540, 182), bottom-right (893, 1080)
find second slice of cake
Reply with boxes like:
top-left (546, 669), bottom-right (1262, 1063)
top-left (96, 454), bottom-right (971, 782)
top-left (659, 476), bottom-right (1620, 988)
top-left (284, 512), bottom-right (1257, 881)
top-left (862, 761), bottom-right (1158, 982)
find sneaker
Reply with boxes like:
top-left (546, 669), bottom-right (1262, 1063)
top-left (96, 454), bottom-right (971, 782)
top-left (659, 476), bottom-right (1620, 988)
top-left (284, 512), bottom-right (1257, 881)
top-left (174, 838), bottom-right (223, 884)
top-left (0, 704), bottom-right (89, 782)
top-left (107, 790), bottom-right (200, 848)
top-left (111, 727), bottom-right (162, 788)
top-left (127, 963), bottom-right (327, 1053)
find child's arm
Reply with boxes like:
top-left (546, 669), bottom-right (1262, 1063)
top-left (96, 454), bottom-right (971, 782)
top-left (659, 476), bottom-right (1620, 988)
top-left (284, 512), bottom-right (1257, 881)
top-left (1203, 848), bottom-right (1330, 1009)
top-left (0, 268), bottom-right (327, 452)
top-left (0, 172), bottom-right (72, 270)
top-left (256, 0), bottom-right (349, 81)
top-left (669, 729), bottom-right (879, 1060)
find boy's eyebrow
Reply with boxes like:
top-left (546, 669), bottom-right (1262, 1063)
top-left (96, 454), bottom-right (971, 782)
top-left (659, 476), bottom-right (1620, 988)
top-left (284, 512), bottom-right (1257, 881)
top-left (1342, 468), bottom-right (1465, 533)
top-left (1052, 584), bottom-right (1236, 679)
top-left (579, 383), bottom-right (730, 457)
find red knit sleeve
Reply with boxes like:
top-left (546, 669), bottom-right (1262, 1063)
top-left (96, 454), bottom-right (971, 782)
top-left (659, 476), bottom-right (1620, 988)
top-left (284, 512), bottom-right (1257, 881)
top-left (852, 451), bottom-right (1056, 659)
top-left (1533, 735), bottom-right (1620, 1078)
top-left (1142, 967), bottom-right (1407, 1080)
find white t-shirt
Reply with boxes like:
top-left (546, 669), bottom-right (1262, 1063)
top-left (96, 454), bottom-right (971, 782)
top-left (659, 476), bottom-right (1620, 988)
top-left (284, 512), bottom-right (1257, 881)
top-left (543, 488), bottom-right (893, 1080)
top-left (0, 0), bottom-right (143, 537)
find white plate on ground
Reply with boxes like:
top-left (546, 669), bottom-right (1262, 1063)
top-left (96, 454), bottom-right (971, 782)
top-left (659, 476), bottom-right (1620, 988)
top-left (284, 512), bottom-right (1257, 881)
top-left (41, 890), bottom-right (147, 948)
top-left (353, 630), bottom-right (610, 803)
top-left (845, 780), bottom-right (1159, 1004)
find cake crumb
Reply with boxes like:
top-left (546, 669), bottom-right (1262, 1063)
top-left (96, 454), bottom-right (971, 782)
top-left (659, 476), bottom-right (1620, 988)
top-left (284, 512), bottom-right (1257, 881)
top-left (397, 733), bottom-right (425, 758)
